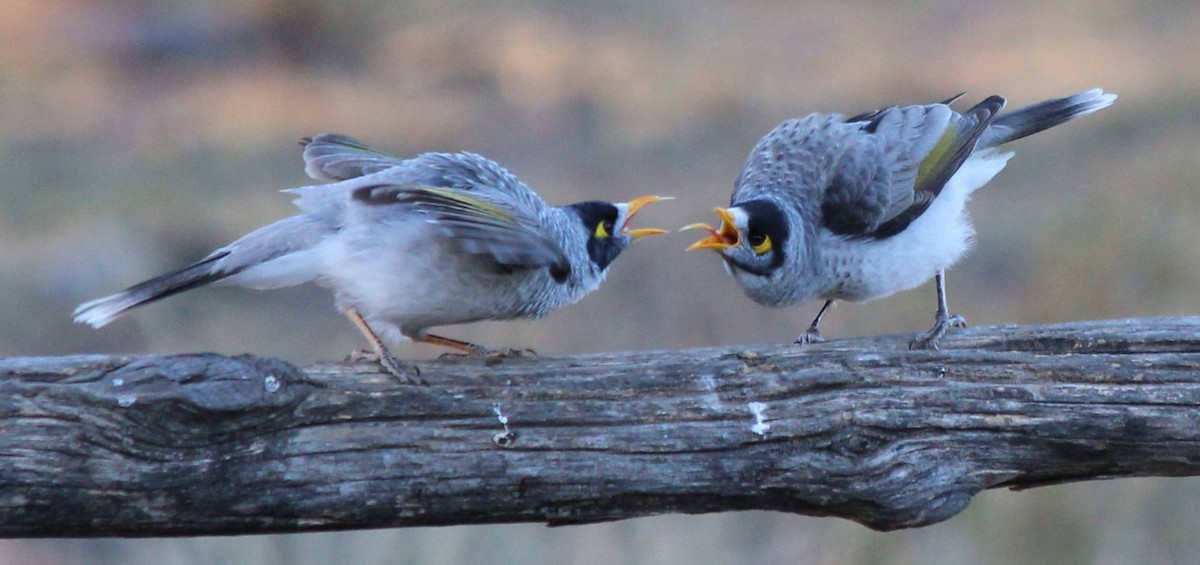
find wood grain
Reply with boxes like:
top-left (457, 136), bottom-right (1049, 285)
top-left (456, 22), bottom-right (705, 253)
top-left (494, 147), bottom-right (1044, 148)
top-left (3, 317), bottom-right (1199, 535)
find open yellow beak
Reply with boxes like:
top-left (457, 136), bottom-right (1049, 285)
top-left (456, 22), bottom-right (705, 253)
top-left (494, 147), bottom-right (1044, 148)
top-left (682, 207), bottom-right (741, 251)
top-left (622, 195), bottom-right (673, 240)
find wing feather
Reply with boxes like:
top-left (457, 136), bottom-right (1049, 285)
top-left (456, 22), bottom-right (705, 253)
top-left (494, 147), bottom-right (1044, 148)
top-left (823, 96), bottom-right (1005, 239)
top-left (301, 134), bottom-right (407, 181)
top-left (352, 184), bottom-right (571, 281)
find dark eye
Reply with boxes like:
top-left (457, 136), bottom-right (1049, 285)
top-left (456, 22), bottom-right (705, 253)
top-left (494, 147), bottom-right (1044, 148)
top-left (748, 231), bottom-right (772, 254)
top-left (594, 220), bottom-right (616, 239)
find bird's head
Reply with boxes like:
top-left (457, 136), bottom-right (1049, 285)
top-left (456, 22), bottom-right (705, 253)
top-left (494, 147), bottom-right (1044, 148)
top-left (682, 199), bottom-right (796, 302)
top-left (566, 195), bottom-right (672, 271)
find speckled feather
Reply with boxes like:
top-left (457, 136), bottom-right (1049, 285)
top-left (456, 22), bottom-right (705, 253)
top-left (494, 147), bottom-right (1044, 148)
top-left (732, 97), bottom-right (1002, 240)
top-left (718, 89), bottom-right (1116, 309)
top-left (73, 134), bottom-right (635, 346)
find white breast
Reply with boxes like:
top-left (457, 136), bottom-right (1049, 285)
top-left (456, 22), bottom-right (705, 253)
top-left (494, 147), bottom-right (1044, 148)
top-left (318, 218), bottom-right (594, 341)
top-left (818, 150), bottom-right (1013, 302)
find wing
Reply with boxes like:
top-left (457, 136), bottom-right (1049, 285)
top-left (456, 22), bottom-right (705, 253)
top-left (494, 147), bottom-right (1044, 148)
top-left (352, 184), bottom-right (571, 282)
top-left (822, 95), bottom-right (1006, 239)
top-left (841, 91), bottom-right (967, 124)
top-left (297, 137), bottom-right (562, 275)
top-left (301, 134), bottom-right (407, 181)
top-left (301, 135), bottom-right (550, 216)
top-left (386, 152), bottom-right (551, 217)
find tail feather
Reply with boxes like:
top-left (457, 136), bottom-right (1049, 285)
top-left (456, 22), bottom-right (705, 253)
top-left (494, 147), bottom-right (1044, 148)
top-left (980, 88), bottom-right (1117, 149)
top-left (72, 252), bottom-right (232, 328)
top-left (75, 215), bottom-right (331, 329)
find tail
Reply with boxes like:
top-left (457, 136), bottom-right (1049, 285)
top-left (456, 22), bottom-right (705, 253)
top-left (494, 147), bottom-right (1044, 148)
top-left (74, 215), bottom-right (331, 328)
top-left (73, 252), bottom-right (233, 328)
top-left (979, 88), bottom-right (1116, 149)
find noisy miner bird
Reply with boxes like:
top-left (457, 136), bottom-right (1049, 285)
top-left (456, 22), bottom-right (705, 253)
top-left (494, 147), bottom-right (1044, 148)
top-left (75, 134), bottom-right (670, 381)
top-left (684, 89), bottom-right (1116, 349)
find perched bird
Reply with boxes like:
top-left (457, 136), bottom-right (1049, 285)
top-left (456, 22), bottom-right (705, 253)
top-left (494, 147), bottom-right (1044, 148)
top-left (75, 134), bottom-right (670, 381)
top-left (684, 89), bottom-right (1116, 348)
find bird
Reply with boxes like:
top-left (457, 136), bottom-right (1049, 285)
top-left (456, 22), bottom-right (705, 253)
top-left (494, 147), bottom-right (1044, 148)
top-left (74, 134), bottom-right (671, 382)
top-left (683, 89), bottom-right (1116, 349)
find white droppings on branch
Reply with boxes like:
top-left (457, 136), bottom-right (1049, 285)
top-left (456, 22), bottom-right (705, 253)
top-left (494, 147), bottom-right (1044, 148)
top-left (493, 404), bottom-right (509, 430)
top-left (748, 402), bottom-right (770, 437)
top-left (492, 404), bottom-right (516, 447)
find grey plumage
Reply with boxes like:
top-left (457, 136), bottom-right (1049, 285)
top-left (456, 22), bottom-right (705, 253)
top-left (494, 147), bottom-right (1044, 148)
top-left (73, 214), bottom-right (330, 325)
top-left (75, 134), bottom-right (668, 379)
top-left (979, 89), bottom-right (1115, 148)
top-left (351, 183), bottom-right (572, 282)
top-left (686, 88), bottom-right (1116, 348)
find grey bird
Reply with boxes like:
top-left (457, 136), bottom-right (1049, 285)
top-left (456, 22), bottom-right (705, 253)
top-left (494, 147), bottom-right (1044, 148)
top-left (684, 89), bottom-right (1116, 349)
top-left (74, 134), bottom-right (670, 381)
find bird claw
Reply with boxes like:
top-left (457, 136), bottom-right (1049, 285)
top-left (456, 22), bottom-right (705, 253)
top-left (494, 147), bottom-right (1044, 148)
top-left (346, 349), bottom-right (426, 385)
top-left (794, 329), bottom-right (825, 345)
top-left (910, 314), bottom-right (967, 350)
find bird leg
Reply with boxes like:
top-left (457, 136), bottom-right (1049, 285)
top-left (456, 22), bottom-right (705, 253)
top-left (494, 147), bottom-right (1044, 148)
top-left (421, 333), bottom-right (534, 365)
top-left (343, 308), bottom-right (425, 384)
top-left (795, 300), bottom-right (835, 345)
top-left (910, 271), bottom-right (967, 350)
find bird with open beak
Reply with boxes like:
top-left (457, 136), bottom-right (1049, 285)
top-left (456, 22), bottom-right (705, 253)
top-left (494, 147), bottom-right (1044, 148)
top-left (74, 133), bottom-right (671, 381)
top-left (685, 89), bottom-right (1116, 349)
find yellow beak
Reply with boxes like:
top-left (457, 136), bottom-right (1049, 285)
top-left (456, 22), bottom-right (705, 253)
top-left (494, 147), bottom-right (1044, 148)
top-left (622, 195), bottom-right (673, 240)
top-left (682, 207), bottom-right (740, 251)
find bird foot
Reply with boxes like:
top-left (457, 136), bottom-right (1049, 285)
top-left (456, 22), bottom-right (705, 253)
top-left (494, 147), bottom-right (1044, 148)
top-left (794, 329), bottom-right (825, 345)
top-left (346, 349), bottom-right (426, 385)
top-left (909, 314), bottom-right (967, 351)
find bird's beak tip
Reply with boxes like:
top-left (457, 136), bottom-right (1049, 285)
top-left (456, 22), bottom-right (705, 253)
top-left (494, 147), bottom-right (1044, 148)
top-left (683, 209), bottom-right (740, 251)
top-left (679, 222), bottom-right (714, 233)
top-left (620, 195), bottom-right (671, 238)
top-left (626, 195), bottom-right (672, 215)
top-left (627, 228), bottom-right (668, 241)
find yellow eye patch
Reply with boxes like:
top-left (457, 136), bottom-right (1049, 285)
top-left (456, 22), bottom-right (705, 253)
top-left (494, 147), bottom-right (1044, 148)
top-left (594, 221), bottom-right (613, 239)
top-left (751, 234), bottom-right (772, 254)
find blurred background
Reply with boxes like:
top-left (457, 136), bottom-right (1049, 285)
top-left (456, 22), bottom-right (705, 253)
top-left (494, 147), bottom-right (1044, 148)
top-left (3, 0), bottom-right (1199, 563)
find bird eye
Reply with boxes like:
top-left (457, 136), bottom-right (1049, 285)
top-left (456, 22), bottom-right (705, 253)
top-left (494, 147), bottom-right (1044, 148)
top-left (749, 233), bottom-right (772, 254)
top-left (594, 220), bottom-right (614, 239)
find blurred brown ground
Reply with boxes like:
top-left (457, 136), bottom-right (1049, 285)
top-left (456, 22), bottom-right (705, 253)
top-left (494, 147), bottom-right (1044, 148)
top-left (3, 0), bottom-right (1199, 563)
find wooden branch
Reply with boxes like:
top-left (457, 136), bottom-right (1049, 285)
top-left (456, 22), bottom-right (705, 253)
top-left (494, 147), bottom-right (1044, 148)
top-left (3, 317), bottom-right (1200, 536)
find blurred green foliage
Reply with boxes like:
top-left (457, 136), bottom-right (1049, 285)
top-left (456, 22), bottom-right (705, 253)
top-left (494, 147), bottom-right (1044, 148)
top-left (3, 0), bottom-right (1199, 563)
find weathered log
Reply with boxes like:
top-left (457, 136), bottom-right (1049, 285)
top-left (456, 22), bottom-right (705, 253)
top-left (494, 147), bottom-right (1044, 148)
top-left (2, 317), bottom-right (1199, 536)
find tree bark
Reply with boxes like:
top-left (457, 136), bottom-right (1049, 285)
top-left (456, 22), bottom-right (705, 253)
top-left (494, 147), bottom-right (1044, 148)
top-left (3, 317), bottom-right (1200, 536)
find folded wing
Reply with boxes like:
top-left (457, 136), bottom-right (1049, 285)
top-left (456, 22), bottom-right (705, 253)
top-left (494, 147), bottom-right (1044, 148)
top-left (822, 95), bottom-right (1006, 239)
top-left (301, 134), bottom-right (407, 181)
top-left (352, 184), bottom-right (572, 282)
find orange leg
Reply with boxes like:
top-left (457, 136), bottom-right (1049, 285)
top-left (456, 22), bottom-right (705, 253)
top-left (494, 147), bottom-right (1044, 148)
top-left (418, 333), bottom-right (534, 363)
top-left (419, 333), bottom-right (491, 355)
top-left (343, 308), bottom-right (423, 384)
